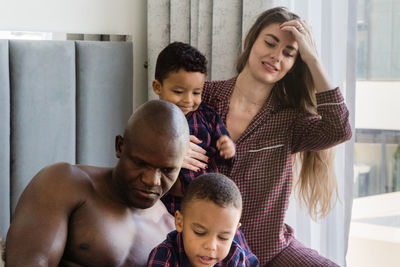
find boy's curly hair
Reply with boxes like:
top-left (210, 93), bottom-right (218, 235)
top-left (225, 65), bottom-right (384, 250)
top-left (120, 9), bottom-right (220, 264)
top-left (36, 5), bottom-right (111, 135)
top-left (155, 42), bottom-right (207, 84)
top-left (181, 173), bottom-right (242, 214)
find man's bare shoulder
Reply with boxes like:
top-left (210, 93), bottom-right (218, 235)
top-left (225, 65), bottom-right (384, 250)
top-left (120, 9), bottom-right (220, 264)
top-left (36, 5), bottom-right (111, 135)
top-left (33, 162), bottom-right (92, 187)
top-left (21, 162), bottom-right (100, 205)
top-left (6, 163), bottom-right (106, 266)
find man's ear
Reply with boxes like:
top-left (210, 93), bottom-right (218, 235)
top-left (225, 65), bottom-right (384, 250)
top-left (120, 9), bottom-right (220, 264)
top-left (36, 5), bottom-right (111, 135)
top-left (152, 80), bottom-right (162, 95)
top-left (175, 210), bottom-right (184, 232)
top-left (115, 135), bottom-right (124, 158)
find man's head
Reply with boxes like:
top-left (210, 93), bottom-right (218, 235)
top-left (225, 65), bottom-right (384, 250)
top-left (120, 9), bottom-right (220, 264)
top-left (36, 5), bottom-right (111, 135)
top-left (175, 173), bottom-right (242, 267)
top-left (113, 100), bottom-right (189, 209)
top-left (152, 42), bottom-right (207, 115)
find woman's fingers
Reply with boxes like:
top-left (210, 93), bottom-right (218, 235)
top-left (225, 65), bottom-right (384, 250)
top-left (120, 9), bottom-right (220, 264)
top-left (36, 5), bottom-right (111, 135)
top-left (188, 148), bottom-right (209, 163)
top-left (182, 157), bottom-right (207, 171)
top-left (181, 135), bottom-right (208, 171)
top-left (280, 19), bottom-right (318, 63)
top-left (189, 134), bottom-right (202, 144)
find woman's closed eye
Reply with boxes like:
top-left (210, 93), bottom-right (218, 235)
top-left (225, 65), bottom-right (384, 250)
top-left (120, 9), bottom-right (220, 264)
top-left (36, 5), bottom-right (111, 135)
top-left (283, 50), bottom-right (295, 57)
top-left (264, 40), bottom-right (275, 47)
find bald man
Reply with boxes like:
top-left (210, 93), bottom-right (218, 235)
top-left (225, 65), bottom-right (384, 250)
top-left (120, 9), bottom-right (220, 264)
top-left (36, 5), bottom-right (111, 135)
top-left (5, 100), bottom-right (190, 267)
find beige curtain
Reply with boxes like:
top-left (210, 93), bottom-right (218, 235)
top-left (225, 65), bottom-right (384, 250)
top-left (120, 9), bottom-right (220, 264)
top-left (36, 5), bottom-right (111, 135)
top-left (147, 1), bottom-right (356, 265)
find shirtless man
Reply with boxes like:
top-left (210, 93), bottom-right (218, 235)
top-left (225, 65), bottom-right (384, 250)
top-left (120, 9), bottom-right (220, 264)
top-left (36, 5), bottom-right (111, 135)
top-left (5, 100), bottom-right (190, 267)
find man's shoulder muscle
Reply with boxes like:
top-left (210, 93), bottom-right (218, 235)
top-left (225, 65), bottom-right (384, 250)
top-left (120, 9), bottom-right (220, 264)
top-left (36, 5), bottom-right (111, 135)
top-left (16, 162), bottom-right (95, 214)
top-left (5, 162), bottom-right (96, 266)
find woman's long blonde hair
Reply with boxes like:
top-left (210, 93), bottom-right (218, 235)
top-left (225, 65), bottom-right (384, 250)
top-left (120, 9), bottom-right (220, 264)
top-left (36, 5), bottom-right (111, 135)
top-left (237, 7), bottom-right (337, 220)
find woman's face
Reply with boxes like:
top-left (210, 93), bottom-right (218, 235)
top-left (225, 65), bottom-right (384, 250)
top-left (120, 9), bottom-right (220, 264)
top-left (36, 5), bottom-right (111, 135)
top-left (246, 23), bottom-right (298, 86)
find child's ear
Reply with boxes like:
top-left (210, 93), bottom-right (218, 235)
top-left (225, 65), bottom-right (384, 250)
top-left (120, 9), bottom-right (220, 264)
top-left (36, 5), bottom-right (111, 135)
top-left (236, 222), bottom-right (241, 231)
top-left (152, 80), bottom-right (162, 95)
top-left (175, 210), bottom-right (184, 232)
top-left (115, 135), bottom-right (124, 158)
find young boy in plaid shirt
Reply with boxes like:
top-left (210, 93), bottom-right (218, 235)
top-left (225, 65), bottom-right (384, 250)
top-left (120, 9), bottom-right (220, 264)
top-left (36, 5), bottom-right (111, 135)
top-left (147, 173), bottom-right (259, 267)
top-left (152, 42), bottom-right (235, 214)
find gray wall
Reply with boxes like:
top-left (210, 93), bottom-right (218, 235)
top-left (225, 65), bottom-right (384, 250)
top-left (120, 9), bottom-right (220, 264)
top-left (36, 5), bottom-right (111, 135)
top-left (0, 40), bottom-right (10, 239)
top-left (0, 40), bottom-right (133, 239)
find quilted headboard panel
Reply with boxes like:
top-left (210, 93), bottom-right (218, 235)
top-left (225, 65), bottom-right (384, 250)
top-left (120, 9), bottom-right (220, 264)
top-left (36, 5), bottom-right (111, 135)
top-left (0, 40), bottom-right (133, 239)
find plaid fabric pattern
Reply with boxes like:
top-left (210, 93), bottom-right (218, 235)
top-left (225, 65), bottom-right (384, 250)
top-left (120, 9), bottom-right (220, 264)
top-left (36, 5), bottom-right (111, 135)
top-left (161, 102), bottom-right (231, 214)
top-left (147, 230), bottom-right (260, 267)
top-left (202, 77), bottom-right (352, 265)
top-left (266, 238), bottom-right (340, 267)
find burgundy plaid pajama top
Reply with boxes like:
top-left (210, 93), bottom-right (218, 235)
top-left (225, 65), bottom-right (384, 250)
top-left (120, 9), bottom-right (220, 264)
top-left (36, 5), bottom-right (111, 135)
top-left (202, 77), bottom-right (352, 265)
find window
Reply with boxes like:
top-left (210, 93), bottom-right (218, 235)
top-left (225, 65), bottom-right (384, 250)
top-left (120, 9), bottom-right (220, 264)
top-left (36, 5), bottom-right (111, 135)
top-left (354, 0), bottom-right (400, 196)
top-left (0, 31), bottom-right (129, 41)
top-left (348, 0), bottom-right (400, 266)
top-left (354, 129), bottom-right (400, 197)
top-left (0, 31), bottom-right (52, 40)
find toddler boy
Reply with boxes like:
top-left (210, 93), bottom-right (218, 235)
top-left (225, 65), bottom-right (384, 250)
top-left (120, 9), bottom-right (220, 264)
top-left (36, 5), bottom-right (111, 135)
top-left (147, 173), bottom-right (259, 267)
top-left (152, 42), bottom-right (235, 214)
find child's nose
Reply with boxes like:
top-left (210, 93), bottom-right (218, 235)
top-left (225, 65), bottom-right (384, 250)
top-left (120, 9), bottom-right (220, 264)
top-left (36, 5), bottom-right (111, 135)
top-left (203, 237), bottom-right (217, 251)
top-left (183, 93), bottom-right (192, 103)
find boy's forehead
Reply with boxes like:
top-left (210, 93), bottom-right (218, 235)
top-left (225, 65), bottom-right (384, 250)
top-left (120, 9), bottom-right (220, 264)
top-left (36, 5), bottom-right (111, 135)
top-left (165, 68), bottom-right (206, 80)
top-left (183, 199), bottom-right (241, 214)
top-left (182, 199), bottom-right (241, 229)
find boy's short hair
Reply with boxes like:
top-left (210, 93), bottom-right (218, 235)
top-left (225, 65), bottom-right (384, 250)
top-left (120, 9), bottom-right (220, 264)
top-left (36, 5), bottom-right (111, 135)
top-left (155, 42), bottom-right (207, 84)
top-left (181, 173), bottom-right (242, 214)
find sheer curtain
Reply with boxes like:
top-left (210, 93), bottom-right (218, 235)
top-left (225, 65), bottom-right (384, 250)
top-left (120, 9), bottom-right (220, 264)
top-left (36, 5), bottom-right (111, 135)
top-left (147, 0), bottom-right (356, 265)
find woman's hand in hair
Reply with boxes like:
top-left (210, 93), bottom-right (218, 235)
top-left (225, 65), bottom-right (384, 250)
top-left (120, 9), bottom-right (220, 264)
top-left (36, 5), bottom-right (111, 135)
top-left (181, 135), bottom-right (209, 171)
top-left (280, 19), bottom-right (318, 65)
top-left (280, 19), bottom-right (333, 92)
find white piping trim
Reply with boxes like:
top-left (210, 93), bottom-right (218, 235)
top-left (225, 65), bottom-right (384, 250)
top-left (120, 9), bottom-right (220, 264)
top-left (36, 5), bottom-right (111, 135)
top-left (248, 144), bottom-right (284, 153)
top-left (318, 101), bottom-right (344, 107)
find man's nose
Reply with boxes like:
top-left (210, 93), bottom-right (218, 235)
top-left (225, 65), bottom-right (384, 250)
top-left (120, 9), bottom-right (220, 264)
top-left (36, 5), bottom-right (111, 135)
top-left (141, 168), bottom-right (161, 187)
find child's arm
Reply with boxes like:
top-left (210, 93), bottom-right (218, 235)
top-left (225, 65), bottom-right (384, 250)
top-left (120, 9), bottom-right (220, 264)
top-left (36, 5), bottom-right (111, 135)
top-left (217, 135), bottom-right (235, 159)
top-left (203, 103), bottom-right (235, 160)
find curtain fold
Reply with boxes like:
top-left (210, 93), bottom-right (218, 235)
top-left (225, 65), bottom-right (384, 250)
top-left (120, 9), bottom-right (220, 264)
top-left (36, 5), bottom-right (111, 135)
top-left (147, 1), bottom-right (356, 265)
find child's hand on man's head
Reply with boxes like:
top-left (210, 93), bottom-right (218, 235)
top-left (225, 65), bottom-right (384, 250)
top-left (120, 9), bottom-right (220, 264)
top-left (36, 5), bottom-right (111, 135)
top-left (217, 135), bottom-right (235, 159)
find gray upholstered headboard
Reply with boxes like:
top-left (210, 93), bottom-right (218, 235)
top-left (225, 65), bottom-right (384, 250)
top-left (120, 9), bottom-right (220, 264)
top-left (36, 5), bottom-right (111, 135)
top-left (0, 40), bottom-right (133, 239)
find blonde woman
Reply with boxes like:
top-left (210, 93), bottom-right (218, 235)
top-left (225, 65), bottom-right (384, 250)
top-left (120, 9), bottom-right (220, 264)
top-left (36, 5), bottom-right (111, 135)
top-left (182, 7), bottom-right (352, 266)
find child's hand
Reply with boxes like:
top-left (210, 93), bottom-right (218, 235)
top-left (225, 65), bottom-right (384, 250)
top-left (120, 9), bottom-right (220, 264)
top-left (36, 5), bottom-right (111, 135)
top-left (216, 135), bottom-right (235, 159)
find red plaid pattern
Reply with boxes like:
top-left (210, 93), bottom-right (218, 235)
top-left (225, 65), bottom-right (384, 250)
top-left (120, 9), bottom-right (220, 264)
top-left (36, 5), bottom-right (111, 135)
top-left (267, 237), bottom-right (339, 266)
top-left (202, 77), bottom-right (351, 265)
top-left (147, 230), bottom-right (260, 267)
top-left (161, 102), bottom-right (231, 214)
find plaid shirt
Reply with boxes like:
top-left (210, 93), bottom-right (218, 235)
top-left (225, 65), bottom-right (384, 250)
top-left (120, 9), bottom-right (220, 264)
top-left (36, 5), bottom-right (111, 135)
top-left (147, 230), bottom-right (260, 267)
top-left (202, 77), bottom-right (352, 265)
top-left (161, 102), bottom-right (231, 214)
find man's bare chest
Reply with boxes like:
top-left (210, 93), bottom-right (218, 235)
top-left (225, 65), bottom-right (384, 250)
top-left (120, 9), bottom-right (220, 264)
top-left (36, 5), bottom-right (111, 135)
top-left (62, 199), bottom-right (172, 267)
